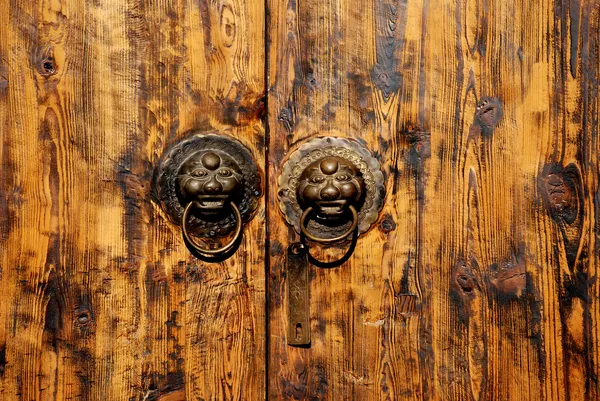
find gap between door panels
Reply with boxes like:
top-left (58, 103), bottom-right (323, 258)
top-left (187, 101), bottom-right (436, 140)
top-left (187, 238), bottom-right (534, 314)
top-left (263, 0), bottom-right (272, 397)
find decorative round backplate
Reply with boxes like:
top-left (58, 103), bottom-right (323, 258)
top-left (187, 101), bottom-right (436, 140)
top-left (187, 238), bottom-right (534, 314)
top-left (154, 132), bottom-right (262, 238)
top-left (278, 136), bottom-right (385, 240)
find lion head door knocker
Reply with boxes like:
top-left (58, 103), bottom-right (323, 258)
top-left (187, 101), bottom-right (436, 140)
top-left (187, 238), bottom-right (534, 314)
top-left (278, 137), bottom-right (385, 263)
top-left (154, 132), bottom-right (262, 260)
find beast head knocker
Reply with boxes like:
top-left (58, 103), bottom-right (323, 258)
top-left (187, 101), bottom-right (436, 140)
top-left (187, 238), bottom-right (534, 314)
top-left (177, 150), bottom-right (244, 214)
top-left (278, 136), bottom-right (385, 245)
top-left (154, 133), bottom-right (262, 259)
top-left (296, 156), bottom-right (365, 220)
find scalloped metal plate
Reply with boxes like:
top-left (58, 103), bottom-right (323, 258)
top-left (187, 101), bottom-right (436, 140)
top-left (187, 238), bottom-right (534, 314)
top-left (278, 136), bottom-right (385, 239)
top-left (154, 131), bottom-right (262, 238)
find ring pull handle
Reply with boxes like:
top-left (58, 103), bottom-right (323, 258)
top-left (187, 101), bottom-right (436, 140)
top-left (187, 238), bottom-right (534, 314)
top-left (154, 132), bottom-right (262, 261)
top-left (299, 205), bottom-right (359, 244)
top-left (277, 137), bottom-right (386, 251)
top-left (182, 201), bottom-right (243, 257)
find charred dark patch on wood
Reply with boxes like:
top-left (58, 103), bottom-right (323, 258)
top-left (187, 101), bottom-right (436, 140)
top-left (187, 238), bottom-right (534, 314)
top-left (219, 4), bottom-right (236, 48)
top-left (539, 162), bottom-right (585, 271)
top-left (0, 179), bottom-right (12, 249)
top-left (170, 261), bottom-right (185, 283)
top-left (561, 269), bottom-right (592, 311)
top-left (402, 125), bottom-right (431, 169)
top-left (0, 345), bottom-right (5, 376)
top-left (43, 292), bottom-right (60, 356)
top-left (116, 159), bottom-right (153, 276)
top-left (559, 269), bottom-right (595, 393)
top-left (539, 162), bottom-right (583, 225)
top-left (278, 106), bottom-right (295, 132)
top-left (44, 287), bottom-right (60, 336)
top-left (455, 264), bottom-right (476, 295)
top-left (139, 367), bottom-right (185, 401)
top-left (270, 240), bottom-right (285, 257)
top-left (305, 71), bottom-right (318, 89)
top-left (185, 263), bottom-right (207, 283)
top-left (280, 359), bottom-right (308, 399)
top-left (0, 63), bottom-right (8, 94)
top-left (417, 320), bottom-right (434, 394)
top-left (569, 0), bottom-right (582, 78)
top-left (321, 101), bottom-right (336, 120)
top-left (450, 259), bottom-right (479, 318)
top-left (315, 316), bottom-right (327, 335)
top-left (464, 0), bottom-right (489, 56)
top-left (370, 52), bottom-right (401, 98)
top-left (525, 275), bottom-right (546, 380)
top-left (145, 260), bottom-right (168, 307)
top-left (487, 253), bottom-right (527, 300)
top-left (197, 1), bottom-right (213, 53)
top-left (377, 135), bottom-right (391, 157)
top-left (473, 97), bottom-right (503, 136)
top-left (371, 0), bottom-right (407, 100)
top-left (311, 360), bottom-right (329, 398)
top-left (399, 252), bottom-right (413, 293)
top-left (220, 87), bottom-right (266, 126)
top-left (347, 72), bottom-right (372, 112)
top-left (148, 261), bottom-right (168, 283)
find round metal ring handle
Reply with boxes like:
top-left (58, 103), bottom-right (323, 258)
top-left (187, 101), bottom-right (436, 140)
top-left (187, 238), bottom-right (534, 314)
top-left (182, 201), bottom-right (243, 256)
top-left (300, 205), bottom-right (359, 244)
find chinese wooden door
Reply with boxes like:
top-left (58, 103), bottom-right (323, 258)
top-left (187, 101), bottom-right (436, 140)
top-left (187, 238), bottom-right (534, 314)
top-left (1, 0), bottom-right (599, 400)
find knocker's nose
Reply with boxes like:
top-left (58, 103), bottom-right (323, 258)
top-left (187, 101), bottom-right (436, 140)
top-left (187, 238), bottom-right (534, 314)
top-left (320, 181), bottom-right (340, 200)
top-left (204, 177), bottom-right (223, 194)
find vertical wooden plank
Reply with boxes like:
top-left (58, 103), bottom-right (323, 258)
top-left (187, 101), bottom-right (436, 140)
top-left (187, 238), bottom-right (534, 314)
top-left (179, 1), bottom-right (266, 399)
top-left (0, 0), bottom-right (266, 400)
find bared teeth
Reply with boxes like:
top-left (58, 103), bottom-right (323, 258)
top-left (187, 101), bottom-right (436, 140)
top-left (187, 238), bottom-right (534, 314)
top-left (321, 206), bottom-right (342, 213)
top-left (201, 201), bottom-right (224, 207)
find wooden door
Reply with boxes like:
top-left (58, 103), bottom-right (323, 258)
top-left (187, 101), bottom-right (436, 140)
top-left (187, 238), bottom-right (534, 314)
top-left (266, 0), bottom-right (600, 400)
top-left (1, 0), bottom-right (600, 401)
top-left (0, 1), bottom-right (266, 399)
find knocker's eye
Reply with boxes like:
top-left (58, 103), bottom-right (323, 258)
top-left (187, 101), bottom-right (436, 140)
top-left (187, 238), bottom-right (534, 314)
top-left (310, 175), bottom-right (325, 184)
top-left (218, 168), bottom-right (232, 177)
top-left (191, 169), bottom-right (208, 178)
top-left (335, 173), bottom-right (351, 182)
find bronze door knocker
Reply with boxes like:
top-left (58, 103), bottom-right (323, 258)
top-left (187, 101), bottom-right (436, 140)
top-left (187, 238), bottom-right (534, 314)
top-left (278, 136), bottom-right (385, 257)
top-left (154, 132), bottom-right (262, 260)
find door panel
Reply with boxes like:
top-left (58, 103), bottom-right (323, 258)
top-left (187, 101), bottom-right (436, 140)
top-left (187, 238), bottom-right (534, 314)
top-left (267, 0), bottom-right (599, 400)
top-left (0, 1), bottom-right (265, 400)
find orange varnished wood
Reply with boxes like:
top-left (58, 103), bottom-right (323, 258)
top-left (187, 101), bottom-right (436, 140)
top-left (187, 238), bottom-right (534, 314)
top-left (0, 0), bottom-right (599, 400)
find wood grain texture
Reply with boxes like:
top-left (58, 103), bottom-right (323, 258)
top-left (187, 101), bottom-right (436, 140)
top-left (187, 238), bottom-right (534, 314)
top-left (267, 0), bottom-right (600, 400)
top-left (0, 0), bottom-right (265, 400)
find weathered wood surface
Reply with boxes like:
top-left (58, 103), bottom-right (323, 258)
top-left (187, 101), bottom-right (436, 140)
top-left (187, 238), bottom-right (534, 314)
top-left (1, 0), bottom-right (599, 399)
top-left (267, 0), bottom-right (599, 400)
top-left (0, 1), bottom-right (266, 400)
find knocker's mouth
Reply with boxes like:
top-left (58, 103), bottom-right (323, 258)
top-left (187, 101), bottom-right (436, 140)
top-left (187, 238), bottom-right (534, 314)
top-left (195, 195), bottom-right (229, 210)
top-left (314, 200), bottom-right (349, 216)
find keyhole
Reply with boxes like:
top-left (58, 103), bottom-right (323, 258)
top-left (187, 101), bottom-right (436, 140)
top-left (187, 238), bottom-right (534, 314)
top-left (295, 323), bottom-right (303, 341)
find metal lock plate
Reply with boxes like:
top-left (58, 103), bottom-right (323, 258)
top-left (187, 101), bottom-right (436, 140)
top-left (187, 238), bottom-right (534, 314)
top-left (287, 243), bottom-right (310, 346)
